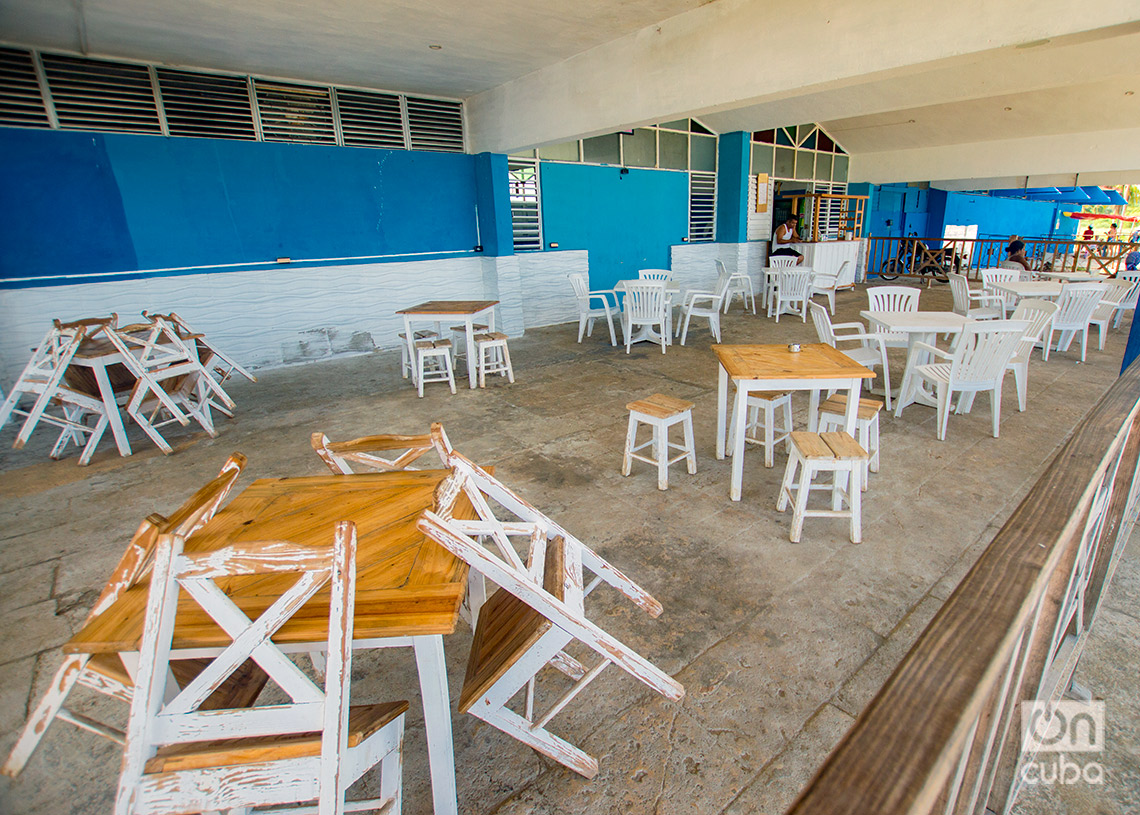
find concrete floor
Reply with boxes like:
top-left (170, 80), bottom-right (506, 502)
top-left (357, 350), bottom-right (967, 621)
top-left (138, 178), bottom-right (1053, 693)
top-left (0, 284), bottom-right (1136, 814)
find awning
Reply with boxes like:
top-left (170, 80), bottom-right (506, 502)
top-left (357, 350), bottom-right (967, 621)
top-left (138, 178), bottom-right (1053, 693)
top-left (1063, 212), bottom-right (1140, 223)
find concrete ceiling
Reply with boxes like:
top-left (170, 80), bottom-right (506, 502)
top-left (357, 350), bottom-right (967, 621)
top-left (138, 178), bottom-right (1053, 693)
top-left (2, 0), bottom-right (1139, 185)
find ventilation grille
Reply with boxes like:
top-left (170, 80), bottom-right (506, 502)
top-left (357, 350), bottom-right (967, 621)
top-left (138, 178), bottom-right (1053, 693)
top-left (689, 171), bottom-right (717, 242)
top-left (157, 68), bottom-right (255, 140)
top-left (0, 47), bottom-right (464, 152)
top-left (407, 97), bottom-right (464, 152)
top-left (41, 53), bottom-right (161, 134)
top-left (336, 89), bottom-right (405, 149)
top-left (0, 47), bottom-right (50, 127)
top-left (508, 158), bottom-right (543, 252)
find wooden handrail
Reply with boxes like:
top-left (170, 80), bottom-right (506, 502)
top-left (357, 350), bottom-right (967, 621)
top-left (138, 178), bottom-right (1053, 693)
top-left (786, 357), bottom-right (1140, 815)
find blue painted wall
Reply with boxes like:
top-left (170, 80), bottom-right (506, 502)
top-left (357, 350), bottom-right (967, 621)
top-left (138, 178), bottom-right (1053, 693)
top-left (539, 162), bottom-right (689, 291)
top-left (0, 127), bottom-right (482, 282)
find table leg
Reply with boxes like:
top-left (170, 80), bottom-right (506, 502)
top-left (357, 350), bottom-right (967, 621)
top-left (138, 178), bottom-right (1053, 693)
top-left (464, 320), bottom-right (478, 389)
top-left (414, 635), bottom-right (458, 815)
top-left (716, 364), bottom-right (728, 459)
top-left (93, 363), bottom-right (132, 456)
top-left (808, 388), bottom-right (822, 432)
top-left (403, 316), bottom-right (418, 386)
top-left (730, 384), bottom-right (749, 502)
top-left (895, 332), bottom-right (940, 415)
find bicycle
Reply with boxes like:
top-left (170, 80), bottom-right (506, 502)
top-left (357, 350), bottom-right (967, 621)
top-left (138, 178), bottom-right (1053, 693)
top-left (876, 238), bottom-right (960, 283)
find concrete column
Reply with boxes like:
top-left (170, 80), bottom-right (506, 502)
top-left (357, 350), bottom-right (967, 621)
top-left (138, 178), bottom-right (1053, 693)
top-left (473, 152), bottom-right (514, 258)
top-left (715, 132), bottom-right (750, 245)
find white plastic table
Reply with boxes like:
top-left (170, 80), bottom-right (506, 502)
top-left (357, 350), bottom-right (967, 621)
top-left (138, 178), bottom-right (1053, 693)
top-left (860, 310), bottom-right (971, 414)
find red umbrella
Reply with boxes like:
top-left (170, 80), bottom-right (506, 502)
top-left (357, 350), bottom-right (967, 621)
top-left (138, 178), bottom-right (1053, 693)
top-left (1063, 212), bottom-right (1140, 222)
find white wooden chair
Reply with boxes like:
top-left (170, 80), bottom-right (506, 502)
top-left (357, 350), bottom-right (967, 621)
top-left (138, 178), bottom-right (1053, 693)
top-left (717, 259), bottom-right (755, 314)
top-left (729, 390), bottom-right (793, 468)
top-left (621, 280), bottom-right (670, 354)
top-left (866, 286), bottom-right (921, 351)
top-left (568, 273), bottom-right (619, 346)
top-left (769, 268), bottom-right (813, 322)
top-left (949, 272), bottom-right (1003, 320)
top-left (1112, 273), bottom-right (1140, 328)
top-left (677, 265), bottom-right (732, 344)
top-left (473, 331), bottom-right (515, 387)
top-left (777, 431), bottom-right (868, 543)
top-left (115, 520), bottom-right (406, 815)
top-left (810, 303), bottom-right (891, 409)
top-left (816, 395), bottom-right (883, 488)
top-left (416, 452), bottom-right (683, 779)
top-left (0, 317), bottom-right (115, 465)
top-left (622, 393), bottom-right (697, 490)
top-left (1089, 279), bottom-right (1133, 351)
top-left (143, 311), bottom-right (256, 387)
top-left (980, 268), bottom-right (1020, 316)
top-left (1006, 299), bottom-right (1059, 412)
top-left (415, 338), bottom-right (457, 396)
top-left (897, 320), bottom-right (1029, 440)
top-left (398, 329), bottom-right (438, 379)
top-left (312, 429), bottom-right (451, 473)
top-left (3, 454), bottom-right (259, 777)
top-left (1049, 282), bottom-right (1109, 362)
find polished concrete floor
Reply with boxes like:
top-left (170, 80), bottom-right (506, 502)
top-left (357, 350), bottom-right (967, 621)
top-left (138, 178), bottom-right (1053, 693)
top-left (0, 284), bottom-right (1136, 814)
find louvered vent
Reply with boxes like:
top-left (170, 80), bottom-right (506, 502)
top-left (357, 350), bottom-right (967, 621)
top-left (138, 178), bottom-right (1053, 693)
top-left (336, 89), bottom-right (405, 149)
top-left (508, 158), bottom-right (542, 252)
top-left (254, 79), bottom-right (336, 144)
top-left (406, 97), bottom-right (464, 152)
top-left (41, 53), bottom-right (161, 134)
top-left (689, 171), bottom-right (717, 242)
top-left (157, 68), bottom-right (255, 140)
top-left (0, 48), bottom-right (50, 127)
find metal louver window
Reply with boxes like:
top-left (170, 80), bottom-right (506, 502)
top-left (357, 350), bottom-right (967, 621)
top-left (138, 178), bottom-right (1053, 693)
top-left (508, 158), bottom-right (542, 252)
top-left (156, 68), bottom-right (255, 140)
top-left (689, 171), bottom-right (717, 242)
top-left (0, 48), bottom-right (50, 127)
top-left (336, 89), bottom-right (406, 149)
top-left (406, 97), bottom-right (464, 152)
top-left (254, 79), bottom-right (336, 145)
top-left (41, 53), bottom-right (161, 134)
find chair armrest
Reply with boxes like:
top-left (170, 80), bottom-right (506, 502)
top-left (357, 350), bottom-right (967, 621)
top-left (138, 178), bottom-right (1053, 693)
top-left (831, 321), bottom-right (868, 334)
top-left (908, 340), bottom-right (951, 364)
top-left (588, 291), bottom-right (618, 309)
top-left (968, 291), bottom-right (1005, 306)
top-left (683, 292), bottom-right (718, 308)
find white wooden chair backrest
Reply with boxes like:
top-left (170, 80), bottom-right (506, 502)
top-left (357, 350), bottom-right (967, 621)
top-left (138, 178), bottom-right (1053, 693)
top-left (417, 453), bottom-right (680, 700)
top-left (948, 273), bottom-right (971, 316)
top-left (809, 302), bottom-right (837, 346)
top-left (949, 321), bottom-right (1030, 385)
top-left (1054, 283), bottom-right (1109, 327)
top-left (637, 269), bottom-right (672, 282)
top-left (1008, 300), bottom-right (1059, 359)
top-left (778, 268), bottom-right (812, 300)
top-left (312, 430), bottom-right (439, 474)
top-left (769, 256), bottom-right (797, 269)
top-left (143, 311), bottom-right (256, 383)
top-left (623, 280), bottom-right (668, 324)
top-left (867, 285), bottom-right (920, 313)
top-left (118, 523), bottom-right (357, 815)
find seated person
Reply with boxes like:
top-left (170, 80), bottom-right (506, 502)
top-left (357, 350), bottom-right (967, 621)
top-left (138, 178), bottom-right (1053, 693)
top-left (1126, 250), bottom-right (1140, 272)
top-left (770, 216), bottom-right (804, 265)
top-left (1005, 238), bottom-right (1032, 271)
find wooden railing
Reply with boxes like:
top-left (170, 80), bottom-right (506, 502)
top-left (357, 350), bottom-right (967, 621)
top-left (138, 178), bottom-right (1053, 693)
top-left (785, 357), bottom-right (1140, 815)
top-left (864, 236), bottom-right (1139, 281)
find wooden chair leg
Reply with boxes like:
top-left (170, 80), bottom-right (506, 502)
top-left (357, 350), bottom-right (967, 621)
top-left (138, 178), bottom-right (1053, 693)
top-left (682, 412), bottom-right (697, 475)
top-left (776, 451), bottom-right (799, 512)
top-left (621, 414), bottom-right (638, 477)
top-left (655, 423), bottom-right (668, 490)
top-left (849, 464), bottom-right (863, 543)
top-left (3, 654), bottom-right (89, 777)
top-left (790, 461), bottom-right (814, 543)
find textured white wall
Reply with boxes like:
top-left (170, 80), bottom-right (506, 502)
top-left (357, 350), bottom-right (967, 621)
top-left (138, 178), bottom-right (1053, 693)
top-left (516, 250), bottom-right (589, 329)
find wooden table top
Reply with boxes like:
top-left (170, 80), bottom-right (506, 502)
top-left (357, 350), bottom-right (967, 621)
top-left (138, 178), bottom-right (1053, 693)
top-left (711, 343), bottom-right (875, 381)
top-left (65, 469), bottom-right (473, 654)
top-left (397, 300), bottom-right (499, 316)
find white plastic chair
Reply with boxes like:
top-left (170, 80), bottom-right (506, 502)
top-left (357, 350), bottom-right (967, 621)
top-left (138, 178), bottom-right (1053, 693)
top-left (115, 522), bottom-right (406, 815)
top-left (866, 285), bottom-right (920, 350)
top-left (1049, 282), bottom-right (1109, 361)
top-left (1112, 273), bottom-right (1140, 328)
top-left (1006, 299), bottom-right (1059, 412)
top-left (980, 268), bottom-right (1020, 316)
top-left (949, 272), bottom-right (1003, 320)
top-left (810, 302), bottom-right (892, 410)
top-left (568, 273), bottom-right (619, 345)
top-left (621, 280), bottom-right (670, 354)
top-left (769, 268), bottom-right (812, 322)
top-left (638, 269), bottom-right (672, 282)
top-left (809, 264), bottom-right (842, 315)
top-left (897, 320), bottom-right (1029, 440)
top-left (763, 255), bottom-right (798, 309)
top-left (678, 266), bottom-right (732, 343)
top-left (1089, 279), bottom-right (1133, 351)
top-left (717, 259), bottom-right (755, 314)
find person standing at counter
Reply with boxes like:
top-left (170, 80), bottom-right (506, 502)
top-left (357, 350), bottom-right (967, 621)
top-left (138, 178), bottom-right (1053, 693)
top-left (771, 216), bottom-right (804, 264)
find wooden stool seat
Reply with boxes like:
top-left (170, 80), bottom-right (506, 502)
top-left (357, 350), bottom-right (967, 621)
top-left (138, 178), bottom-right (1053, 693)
top-left (415, 339), bottom-right (456, 397)
top-left (623, 394), bottom-right (696, 490)
top-left (817, 394), bottom-right (883, 483)
top-left (472, 332), bottom-right (514, 387)
top-left (777, 430), bottom-right (868, 543)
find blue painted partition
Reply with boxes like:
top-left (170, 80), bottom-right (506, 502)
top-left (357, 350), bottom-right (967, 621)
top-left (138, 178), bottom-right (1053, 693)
top-left (0, 127), bottom-right (481, 283)
top-left (539, 162), bottom-right (689, 291)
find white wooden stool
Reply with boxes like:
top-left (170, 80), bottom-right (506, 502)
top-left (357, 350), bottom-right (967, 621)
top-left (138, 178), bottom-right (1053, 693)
top-left (777, 431), bottom-right (868, 543)
top-left (729, 390), bottom-right (793, 467)
top-left (622, 393), bottom-right (697, 490)
top-left (399, 329), bottom-right (438, 379)
top-left (816, 395), bottom-right (882, 489)
top-left (474, 331), bottom-right (514, 388)
top-left (450, 323), bottom-right (489, 371)
top-left (416, 338), bottom-right (456, 397)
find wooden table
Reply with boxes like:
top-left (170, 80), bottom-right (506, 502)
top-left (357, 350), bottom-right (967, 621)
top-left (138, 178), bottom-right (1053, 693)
top-left (860, 311), bottom-right (970, 414)
top-left (397, 300), bottom-right (499, 389)
top-left (713, 343), bottom-right (874, 501)
top-left (991, 280), bottom-right (1063, 301)
top-left (67, 468), bottom-right (473, 815)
